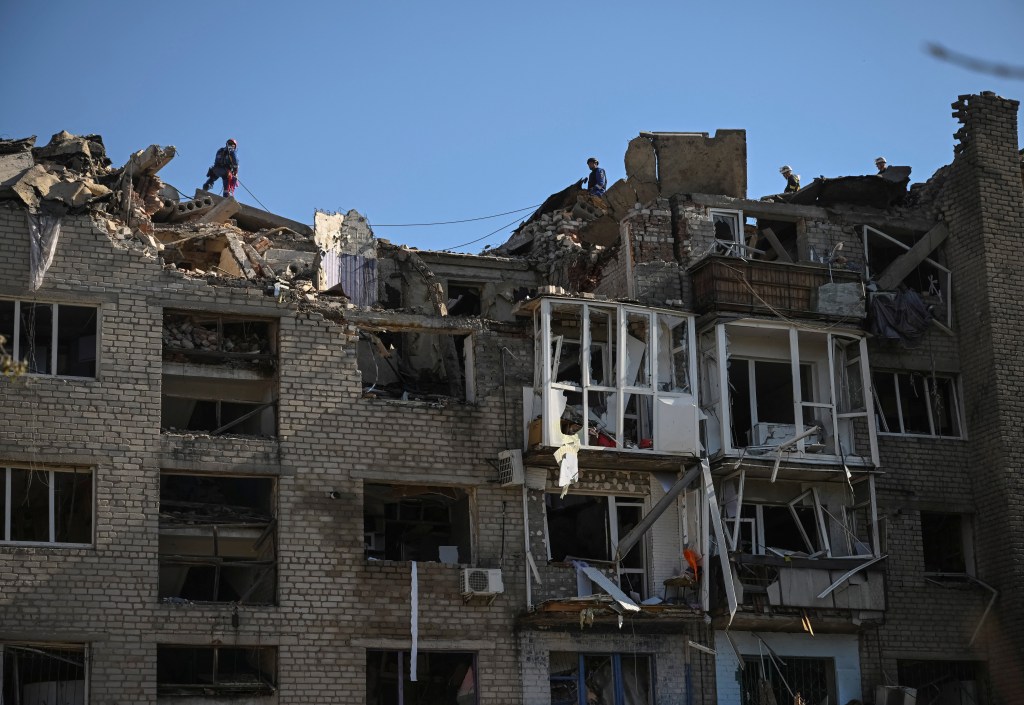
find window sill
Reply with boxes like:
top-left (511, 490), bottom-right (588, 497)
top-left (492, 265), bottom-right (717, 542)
top-left (877, 433), bottom-right (964, 441)
top-left (0, 542), bottom-right (93, 550)
top-left (364, 557), bottom-right (466, 568)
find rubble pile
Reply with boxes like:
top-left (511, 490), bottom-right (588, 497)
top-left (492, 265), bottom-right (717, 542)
top-left (163, 317), bottom-right (266, 355)
top-left (0, 133), bottom-right (114, 214)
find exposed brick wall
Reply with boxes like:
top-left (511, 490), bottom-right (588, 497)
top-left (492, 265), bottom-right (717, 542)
top-left (933, 91), bottom-right (1024, 700)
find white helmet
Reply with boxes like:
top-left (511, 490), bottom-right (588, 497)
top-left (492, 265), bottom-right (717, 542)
top-left (779, 165), bottom-right (792, 174)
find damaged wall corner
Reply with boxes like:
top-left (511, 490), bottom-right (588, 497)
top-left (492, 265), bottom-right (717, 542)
top-left (644, 130), bottom-right (747, 200)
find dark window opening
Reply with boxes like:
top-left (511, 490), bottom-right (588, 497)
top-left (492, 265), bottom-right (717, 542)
top-left (159, 475), bottom-right (276, 604)
top-left (729, 359), bottom-right (813, 447)
top-left (157, 645), bottom-right (276, 697)
top-left (740, 656), bottom-right (835, 705)
top-left (366, 650), bottom-right (476, 705)
top-left (753, 219), bottom-right (799, 262)
top-left (546, 494), bottom-right (648, 597)
top-left (549, 652), bottom-right (653, 705)
top-left (1, 300), bottom-right (98, 377)
top-left (3, 467), bottom-right (92, 544)
top-left (921, 512), bottom-right (968, 574)
top-left (447, 282), bottom-right (483, 316)
top-left (897, 659), bottom-right (988, 705)
top-left (873, 371), bottom-right (961, 437)
top-left (358, 329), bottom-right (471, 401)
top-left (364, 484), bottom-right (471, 563)
top-left (1, 643), bottom-right (87, 705)
top-left (546, 494), bottom-right (610, 562)
top-left (162, 312), bottom-right (278, 437)
top-left (763, 505), bottom-right (818, 554)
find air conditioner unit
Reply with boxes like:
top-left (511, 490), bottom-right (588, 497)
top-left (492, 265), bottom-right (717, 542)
top-left (497, 449), bottom-right (524, 487)
top-left (875, 686), bottom-right (917, 705)
top-left (461, 568), bottom-right (504, 597)
top-left (749, 422), bottom-right (797, 447)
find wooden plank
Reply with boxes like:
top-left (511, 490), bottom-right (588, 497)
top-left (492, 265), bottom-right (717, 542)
top-left (759, 227), bottom-right (793, 262)
top-left (876, 223), bottom-right (949, 290)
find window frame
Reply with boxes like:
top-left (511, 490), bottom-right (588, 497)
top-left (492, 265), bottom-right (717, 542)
top-left (873, 370), bottom-right (963, 438)
top-left (920, 511), bottom-right (975, 577)
top-left (366, 649), bottom-right (478, 705)
top-left (1, 642), bottom-right (89, 704)
top-left (1, 466), bottom-right (94, 546)
top-left (363, 482), bottom-right (474, 564)
top-left (544, 493), bottom-right (649, 598)
top-left (156, 644), bottom-right (277, 698)
top-left (0, 299), bottom-right (99, 379)
top-left (549, 652), bottom-right (655, 705)
top-left (158, 472), bottom-right (277, 604)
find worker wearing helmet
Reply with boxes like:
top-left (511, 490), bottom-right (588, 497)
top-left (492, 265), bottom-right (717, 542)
top-left (779, 165), bottom-right (800, 193)
top-left (203, 139), bottom-right (239, 196)
top-left (875, 156), bottom-right (888, 175)
top-left (584, 157), bottom-right (607, 197)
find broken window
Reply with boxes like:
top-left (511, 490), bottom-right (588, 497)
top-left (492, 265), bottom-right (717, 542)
top-left (740, 656), bottom-right (836, 705)
top-left (364, 484), bottom-right (471, 563)
top-left (0, 299), bottom-right (97, 377)
top-left (159, 474), bottom-right (276, 604)
top-left (873, 370), bottom-right (962, 437)
top-left (920, 512), bottom-right (973, 575)
top-left (1, 466), bottom-right (92, 544)
top-left (897, 659), bottom-right (988, 705)
top-left (162, 312), bottom-right (278, 437)
top-left (1, 643), bottom-right (87, 705)
top-left (545, 494), bottom-right (647, 598)
top-left (733, 503), bottom-right (823, 556)
top-left (157, 645), bottom-right (276, 698)
top-left (863, 225), bottom-right (952, 327)
top-left (358, 328), bottom-right (474, 401)
top-left (366, 650), bottom-right (476, 705)
top-left (446, 281), bottom-right (483, 316)
top-left (531, 299), bottom-right (698, 453)
top-left (729, 359), bottom-right (815, 448)
top-left (549, 652), bottom-right (653, 705)
top-left (706, 321), bottom-right (879, 464)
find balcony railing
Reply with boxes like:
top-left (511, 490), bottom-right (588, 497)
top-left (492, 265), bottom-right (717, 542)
top-left (690, 256), bottom-right (863, 319)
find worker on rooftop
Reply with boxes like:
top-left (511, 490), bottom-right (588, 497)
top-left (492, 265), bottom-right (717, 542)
top-left (875, 156), bottom-right (888, 175)
top-left (584, 157), bottom-right (607, 197)
top-left (779, 165), bottom-right (800, 193)
top-left (203, 139), bottom-right (239, 196)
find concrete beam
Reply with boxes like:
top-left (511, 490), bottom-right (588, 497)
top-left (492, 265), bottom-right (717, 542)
top-left (198, 189), bottom-right (312, 237)
top-left (759, 227), bottom-right (793, 262)
top-left (200, 197), bottom-right (241, 224)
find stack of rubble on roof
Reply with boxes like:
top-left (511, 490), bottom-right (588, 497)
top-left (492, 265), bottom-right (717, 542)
top-left (0, 130), bottom-right (363, 304)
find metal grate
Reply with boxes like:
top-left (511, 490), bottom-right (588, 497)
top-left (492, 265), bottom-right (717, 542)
top-left (741, 656), bottom-right (836, 705)
top-left (497, 449), bottom-right (524, 486)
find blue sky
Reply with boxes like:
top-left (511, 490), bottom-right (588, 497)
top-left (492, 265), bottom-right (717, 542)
top-left (1, 1), bottom-right (1021, 252)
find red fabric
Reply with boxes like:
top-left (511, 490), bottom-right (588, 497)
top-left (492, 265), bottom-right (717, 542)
top-left (226, 172), bottom-right (238, 195)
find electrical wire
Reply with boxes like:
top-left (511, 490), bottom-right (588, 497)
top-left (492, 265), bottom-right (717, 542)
top-left (236, 178), bottom-right (273, 213)
top-left (441, 214), bottom-right (526, 251)
top-left (370, 204), bottom-right (541, 227)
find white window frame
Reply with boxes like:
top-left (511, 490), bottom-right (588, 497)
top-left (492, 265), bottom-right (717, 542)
top-left (535, 299), bottom-right (698, 453)
top-left (706, 321), bottom-right (880, 466)
top-left (544, 493), bottom-right (648, 596)
top-left (872, 370), bottom-right (963, 438)
top-left (1, 299), bottom-right (99, 378)
top-left (1, 466), bottom-right (94, 546)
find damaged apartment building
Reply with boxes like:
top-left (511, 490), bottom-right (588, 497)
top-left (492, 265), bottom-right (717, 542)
top-left (0, 89), bottom-right (1022, 705)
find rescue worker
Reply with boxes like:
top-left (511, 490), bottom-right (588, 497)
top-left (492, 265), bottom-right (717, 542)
top-left (583, 157), bottom-right (607, 197)
top-left (780, 165), bottom-right (800, 193)
top-left (875, 156), bottom-right (888, 174)
top-left (203, 139), bottom-right (239, 196)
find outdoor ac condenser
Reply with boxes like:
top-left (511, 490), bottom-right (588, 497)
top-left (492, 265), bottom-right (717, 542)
top-left (875, 686), bottom-right (917, 705)
top-left (497, 449), bottom-right (524, 487)
top-left (461, 568), bottom-right (504, 597)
